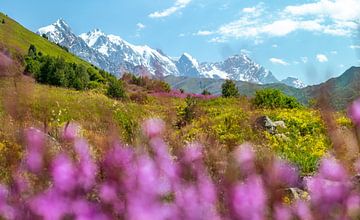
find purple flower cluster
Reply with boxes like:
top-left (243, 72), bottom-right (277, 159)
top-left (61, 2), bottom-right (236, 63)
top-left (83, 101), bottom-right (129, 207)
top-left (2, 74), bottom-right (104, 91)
top-left (0, 118), bottom-right (360, 219)
top-left (152, 89), bottom-right (219, 100)
top-left (348, 99), bottom-right (360, 126)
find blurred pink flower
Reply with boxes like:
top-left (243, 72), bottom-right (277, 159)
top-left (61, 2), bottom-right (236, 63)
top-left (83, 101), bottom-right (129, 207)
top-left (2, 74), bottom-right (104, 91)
top-left (62, 123), bottom-right (79, 141)
top-left (25, 128), bottom-right (45, 172)
top-left (319, 157), bottom-right (348, 181)
top-left (232, 175), bottom-right (267, 220)
top-left (182, 143), bottom-right (203, 163)
top-left (269, 159), bottom-right (299, 187)
top-left (51, 154), bottom-right (77, 192)
top-left (234, 143), bottom-right (255, 174)
top-left (293, 201), bottom-right (313, 220)
top-left (348, 99), bottom-right (360, 125)
top-left (274, 204), bottom-right (293, 220)
top-left (142, 118), bottom-right (165, 138)
top-left (30, 189), bottom-right (69, 220)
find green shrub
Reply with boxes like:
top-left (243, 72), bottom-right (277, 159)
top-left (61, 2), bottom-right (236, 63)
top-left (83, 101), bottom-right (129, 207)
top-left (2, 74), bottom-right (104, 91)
top-left (107, 78), bottom-right (126, 99)
top-left (221, 80), bottom-right (239, 98)
top-left (176, 96), bottom-right (197, 128)
top-left (252, 89), bottom-right (301, 109)
top-left (201, 89), bottom-right (211, 95)
top-left (24, 45), bottom-right (113, 91)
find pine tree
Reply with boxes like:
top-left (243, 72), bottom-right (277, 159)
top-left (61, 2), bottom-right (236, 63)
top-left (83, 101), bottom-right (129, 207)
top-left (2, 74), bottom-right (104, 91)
top-left (221, 79), bottom-right (239, 98)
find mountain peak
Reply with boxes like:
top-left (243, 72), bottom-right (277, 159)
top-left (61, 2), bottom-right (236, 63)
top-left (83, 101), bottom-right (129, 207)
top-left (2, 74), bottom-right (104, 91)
top-left (281, 77), bottom-right (306, 88)
top-left (180, 53), bottom-right (199, 68)
top-left (55, 18), bottom-right (68, 27)
top-left (37, 18), bottom-right (74, 44)
top-left (79, 29), bottom-right (107, 47)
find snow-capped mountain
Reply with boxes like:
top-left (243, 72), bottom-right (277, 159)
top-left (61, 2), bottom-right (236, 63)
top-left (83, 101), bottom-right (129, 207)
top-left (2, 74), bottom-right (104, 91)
top-left (37, 19), bottom-right (112, 70)
top-left (176, 53), bottom-right (201, 77)
top-left (37, 19), bottom-right (296, 85)
top-left (199, 55), bottom-right (278, 84)
top-left (79, 29), bottom-right (179, 77)
top-left (281, 77), bottom-right (306, 89)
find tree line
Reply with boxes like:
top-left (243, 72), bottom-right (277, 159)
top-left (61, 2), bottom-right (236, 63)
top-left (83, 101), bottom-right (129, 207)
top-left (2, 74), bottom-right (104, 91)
top-left (24, 44), bottom-right (126, 99)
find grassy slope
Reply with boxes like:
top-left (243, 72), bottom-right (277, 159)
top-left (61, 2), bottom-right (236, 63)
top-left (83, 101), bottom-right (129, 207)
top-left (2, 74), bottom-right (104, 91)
top-left (0, 76), bottom-right (342, 175)
top-left (0, 12), bottom-right (93, 69)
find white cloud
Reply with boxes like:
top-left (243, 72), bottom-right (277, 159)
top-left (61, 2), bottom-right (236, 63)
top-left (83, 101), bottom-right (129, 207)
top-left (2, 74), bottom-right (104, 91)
top-left (136, 23), bottom-right (146, 30)
top-left (149, 0), bottom-right (192, 18)
top-left (203, 1), bottom-right (360, 43)
top-left (270, 58), bottom-right (289, 66)
top-left (178, 33), bottom-right (186, 37)
top-left (242, 6), bottom-right (257, 13)
top-left (350, 45), bottom-right (360, 49)
top-left (316, 54), bottom-right (328, 62)
top-left (301, 57), bottom-right (308, 63)
top-left (194, 30), bottom-right (214, 36)
top-left (208, 37), bottom-right (226, 43)
top-left (284, 0), bottom-right (360, 21)
top-left (330, 51), bottom-right (338, 54)
top-left (272, 44), bottom-right (278, 48)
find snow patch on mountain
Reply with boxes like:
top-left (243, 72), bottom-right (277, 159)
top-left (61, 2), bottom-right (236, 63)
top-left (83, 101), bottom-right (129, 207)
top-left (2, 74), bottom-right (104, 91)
top-left (281, 77), bottom-right (306, 88)
top-left (38, 19), bottom-right (281, 85)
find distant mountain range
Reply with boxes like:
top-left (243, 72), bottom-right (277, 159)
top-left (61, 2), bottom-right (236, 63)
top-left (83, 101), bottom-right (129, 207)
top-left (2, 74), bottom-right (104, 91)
top-left (166, 66), bottom-right (360, 110)
top-left (38, 19), bottom-right (306, 88)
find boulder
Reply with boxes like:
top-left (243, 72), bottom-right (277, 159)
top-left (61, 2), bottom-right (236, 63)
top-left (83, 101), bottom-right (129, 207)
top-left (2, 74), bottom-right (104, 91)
top-left (274, 121), bottom-right (286, 129)
top-left (255, 116), bottom-right (277, 134)
top-left (284, 187), bottom-right (310, 201)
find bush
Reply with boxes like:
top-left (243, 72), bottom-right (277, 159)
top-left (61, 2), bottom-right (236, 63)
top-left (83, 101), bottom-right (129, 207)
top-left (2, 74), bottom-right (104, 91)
top-left (176, 96), bottom-right (197, 128)
top-left (202, 89), bottom-right (211, 95)
top-left (125, 74), bottom-right (171, 93)
top-left (129, 92), bottom-right (149, 104)
top-left (221, 80), bottom-right (239, 98)
top-left (41, 34), bottom-right (48, 40)
top-left (24, 45), bottom-right (115, 91)
top-left (252, 88), bottom-right (302, 109)
top-left (107, 78), bottom-right (126, 99)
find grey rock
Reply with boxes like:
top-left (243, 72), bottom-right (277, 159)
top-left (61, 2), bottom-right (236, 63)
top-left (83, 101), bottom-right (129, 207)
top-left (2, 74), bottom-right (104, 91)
top-left (274, 121), bottom-right (286, 129)
top-left (255, 116), bottom-right (277, 134)
top-left (284, 187), bottom-right (310, 201)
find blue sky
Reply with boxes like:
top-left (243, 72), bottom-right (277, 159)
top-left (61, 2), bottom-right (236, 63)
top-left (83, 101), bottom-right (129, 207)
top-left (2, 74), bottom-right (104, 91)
top-left (2, 0), bottom-right (360, 84)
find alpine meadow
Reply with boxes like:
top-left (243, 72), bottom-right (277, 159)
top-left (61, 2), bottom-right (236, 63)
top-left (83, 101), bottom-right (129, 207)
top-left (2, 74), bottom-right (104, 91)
top-left (1, 1), bottom-right (360, 219)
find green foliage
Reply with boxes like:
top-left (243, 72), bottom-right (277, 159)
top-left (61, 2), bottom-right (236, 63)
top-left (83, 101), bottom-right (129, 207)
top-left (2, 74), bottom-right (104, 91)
top-left (56, 43), bottom-right (69, 52)
top-left (221, 80), bottom-right (239, 98)
top-left (176, 96), bottom-right (197, 128)
top-left (113, 110), bottom-right (138, 143)
top-left (107, 78), bottom-right (126, 99)
top-left (252, 88), bottom-right (302, 109)
top-left (201, 89), bottom-right (211, 95)
top-left (28, 44), bottom-right (37, 58)
top-left (24, 45), bottom-right (117, 92)
top-left (87, 68), bottom-right (105, 83)
top-left (41, 33), bottom-right (48, 40)
top-left (124, 74), bottom-right (171, 93)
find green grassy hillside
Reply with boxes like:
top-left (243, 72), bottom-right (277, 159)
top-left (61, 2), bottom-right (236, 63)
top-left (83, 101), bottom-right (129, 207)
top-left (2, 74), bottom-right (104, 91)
top-left (165, 75), bottom-right (310, 104)
top-left (0, 12), bottom-right (93, 69)
top-left (1, 76), bottom-right (351, 177)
